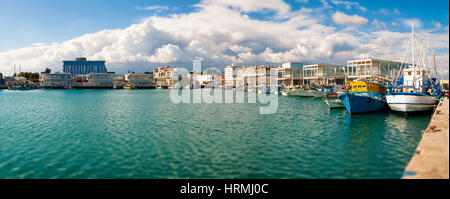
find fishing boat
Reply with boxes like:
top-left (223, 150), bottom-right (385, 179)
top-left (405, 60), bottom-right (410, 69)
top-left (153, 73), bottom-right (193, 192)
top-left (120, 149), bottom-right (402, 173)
top-left (7, 78), bottom-right (34, 90)
top-left (323, 85), bottom-right (345, 109)
top-left (324, 98), bottom-right (345, 109)
top-left (307, 89), bottom-right (325, 97)
top-left (281, 88), bottom-right (302, 96)
top-left (338, 80), bottom-right (387, 114)
top-left (386, 25), bottom-right (441, 113)
top-left (123, 83), bottom-right (135, 89)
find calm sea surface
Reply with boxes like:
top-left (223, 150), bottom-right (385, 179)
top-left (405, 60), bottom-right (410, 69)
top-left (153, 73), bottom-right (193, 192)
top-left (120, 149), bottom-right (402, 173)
top-left (0, 89), bottom-right (431, 179)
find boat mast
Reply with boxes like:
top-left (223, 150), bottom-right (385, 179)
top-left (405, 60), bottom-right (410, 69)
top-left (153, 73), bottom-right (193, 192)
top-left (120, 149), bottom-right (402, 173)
top-left (433, 50), bottom-right (439, 83)
top-left (411, 24), bottom-right (416, 92)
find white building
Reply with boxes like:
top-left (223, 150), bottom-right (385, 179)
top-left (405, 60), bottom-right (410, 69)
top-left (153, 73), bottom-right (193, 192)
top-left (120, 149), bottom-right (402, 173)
top-left (39, 73), bottom-right (71, 88)
top-left (224, 64), bottom-right (239, 88)
top-left (347, 58), bottom-right (402, 82)
top-left (193, 59), bottom-right (202, 74)
top-left (125, 73), bottom-right (154, 88)
top-left (88, 73), bottom-right (119, 88)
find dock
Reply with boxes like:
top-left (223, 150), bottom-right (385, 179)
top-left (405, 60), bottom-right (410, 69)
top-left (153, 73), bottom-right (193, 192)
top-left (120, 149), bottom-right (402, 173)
top-left (402, 97), bottom-right (449, 179)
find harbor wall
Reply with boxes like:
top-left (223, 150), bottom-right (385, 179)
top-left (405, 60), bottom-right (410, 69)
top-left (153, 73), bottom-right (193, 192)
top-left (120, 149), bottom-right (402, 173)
top-left (402, 97), bottom-right (449, 179)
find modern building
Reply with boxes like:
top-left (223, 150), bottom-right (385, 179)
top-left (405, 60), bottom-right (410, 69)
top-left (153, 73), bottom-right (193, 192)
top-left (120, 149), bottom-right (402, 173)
top-left (303, 64), bottom-right (346, 85)
top-left (39, 73), bottom-right (71, 88)
top-left (0, 72), bottom-right (4, 86)
top-left (224, 64), bottom-right (240, 88)
top-left (193, 59), bottom-right (202, 74)
top-left (237, 65), bottom-right (279, 91)
top-left (125, 73), bottom-right (154, 88)
top-left (153, 66), bottom-right (186, 87)
top-left (276, 62), bottom-right (303, 87)
top-left (346, 58), bottom-right (402, 82)
top-left (87, 73), bottom-right (118, 88)
top-left (63, 57), bottom-right (106, 75)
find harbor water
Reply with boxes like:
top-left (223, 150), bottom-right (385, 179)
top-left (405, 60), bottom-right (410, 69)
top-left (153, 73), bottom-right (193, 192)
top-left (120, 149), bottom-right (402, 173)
top-left (0, 89), bottom-right (431, 179)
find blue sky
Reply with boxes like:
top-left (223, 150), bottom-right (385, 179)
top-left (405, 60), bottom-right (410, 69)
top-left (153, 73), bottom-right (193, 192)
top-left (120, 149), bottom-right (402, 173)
top-left (0, 0), bottom-right (448, 51)
top-left (0, 0), bottom-right (448, 77)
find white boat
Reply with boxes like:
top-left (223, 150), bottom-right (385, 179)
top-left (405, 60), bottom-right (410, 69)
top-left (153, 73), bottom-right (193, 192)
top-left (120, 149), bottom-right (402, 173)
top-left (281, 88), bottom-right (301, 96)
top-left (386, 25), bottom-right (441, 113)
top-left (297, 89), bottom-right (310, 97)
top-left (325, 98), bottom-right (345, 109)
top-left (308, 89), bottom-right (324, 97)
top-left (386, 93), bottom-right (438, 112)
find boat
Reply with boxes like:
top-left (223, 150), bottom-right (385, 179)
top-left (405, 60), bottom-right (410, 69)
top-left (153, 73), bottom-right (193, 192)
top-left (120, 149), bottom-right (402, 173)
top-left (324, 98), bottom-right (345, 109)
top-left (281, 88), bottom-right (302, 96)
top-left (297, 89), bottom-right (311, 97)
top-left (123, 83), bottom-right (135, 89)
top-left (307, 89), bottom-right (325, 97)
top-left (386, 25), bottom-right (441, 113)
top-left (7, 78), bottom-right (34, 90)
top-left (338, 80), bottom-right (387, 114)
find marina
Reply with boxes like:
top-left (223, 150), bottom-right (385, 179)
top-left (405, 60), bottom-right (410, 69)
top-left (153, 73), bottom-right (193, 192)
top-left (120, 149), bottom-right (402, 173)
top-left (0, 89), bottom-right (437, 179)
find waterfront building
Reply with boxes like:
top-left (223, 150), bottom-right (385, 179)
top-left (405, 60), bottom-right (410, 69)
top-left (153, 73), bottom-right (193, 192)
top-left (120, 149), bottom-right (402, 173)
top-left (224, 64), bottom-right (240, 88)
top-left (276, 62), bottom-right (303, 87)
top-left (39, 73), bottom-right (71, 88)
top-left (153, 66), bottom-right (185, 87)
top-left (346, 58), bottom-right (402, 82)
top-left (87, 73), bottom-right (119, 88)
top-left (125, 73), bottom-right (154, 88)
top-left (0, 72), bottom-right (4, 86)
top-left (237, 65), bottom-right (279, 91)
top-left (193, 59), bottom-right (202, 74)
top-left (63, 57), bottom-right (106, 75)
top-left (303, 64), bottom-right (346, 86)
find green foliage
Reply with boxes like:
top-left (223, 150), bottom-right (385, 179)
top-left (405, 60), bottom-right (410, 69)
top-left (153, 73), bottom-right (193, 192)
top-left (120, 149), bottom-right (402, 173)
top-left (18, 72), bottom-right (40, 80)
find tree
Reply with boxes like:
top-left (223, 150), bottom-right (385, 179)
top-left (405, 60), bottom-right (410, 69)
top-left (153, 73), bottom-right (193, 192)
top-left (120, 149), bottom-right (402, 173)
top-left (45, 67), bottom-right (51, 73)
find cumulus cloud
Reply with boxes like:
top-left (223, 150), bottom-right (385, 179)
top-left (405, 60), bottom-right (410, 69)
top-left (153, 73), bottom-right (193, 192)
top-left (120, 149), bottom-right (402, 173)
top-left (402, 18), bottom-right (423, 29)
top-left (136, 5), bottom-right (169, 12)
top-left (0, 0), bottom-right (448, 78)
top-left (330, 0), bottom-right (367, 12)
top-left (332, 12), bottom-right (368, 26)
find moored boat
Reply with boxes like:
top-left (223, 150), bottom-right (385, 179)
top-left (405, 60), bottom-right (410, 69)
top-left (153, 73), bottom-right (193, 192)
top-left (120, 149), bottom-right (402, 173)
top-left (386, 25), bottom-right (441, 113)
top-left (123, 83), bottom-right (135, 89)
top-left (338, 80), bottom-right (387, 114)
top-left (324, 98), bottom-right (345, 109)
top-left (7, 79), bottom-right (34, 90)
top-left (386, 92), bottom-right (439, 112)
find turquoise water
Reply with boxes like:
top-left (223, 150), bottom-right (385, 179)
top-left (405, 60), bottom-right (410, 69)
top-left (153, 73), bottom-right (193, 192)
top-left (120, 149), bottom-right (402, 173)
top-left (0, 89), bottom-right (431, 179)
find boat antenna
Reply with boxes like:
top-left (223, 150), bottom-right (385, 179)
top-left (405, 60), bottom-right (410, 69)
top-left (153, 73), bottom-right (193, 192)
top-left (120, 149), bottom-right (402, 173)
top-left (411, 23), bottom-right (416, 92)
top-left (432, 50), bottom-right (439, 83)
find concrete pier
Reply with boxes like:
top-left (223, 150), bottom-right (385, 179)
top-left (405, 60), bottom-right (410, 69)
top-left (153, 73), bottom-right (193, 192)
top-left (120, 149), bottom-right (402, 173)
top-left (403, 97), bottom-right (449, 179)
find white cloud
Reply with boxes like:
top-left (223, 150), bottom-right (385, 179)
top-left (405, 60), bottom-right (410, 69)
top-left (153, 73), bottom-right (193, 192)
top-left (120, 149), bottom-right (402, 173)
top-left (402, 18), bottom-right (423, 29)
top-left (136, 5), bottom-right (169, 12)
top-left (432, 21), bottom-right (442, 29)
top-left (332, 12), bottom-right (368, 26)
top-left (330, 0), bottom-right (367, 12)
top-left (372, 20), bottom-right (387, 29)
top-left (199, 0), bottom-right (291, 17)
top-left (0, 0), bottom-right (448, 77)
top-left (148, 44), bottom-right (183, 63)
top-left (393, 9), bottom-right (401, 15)
top-left (229, 45), bottom-right (252, 53)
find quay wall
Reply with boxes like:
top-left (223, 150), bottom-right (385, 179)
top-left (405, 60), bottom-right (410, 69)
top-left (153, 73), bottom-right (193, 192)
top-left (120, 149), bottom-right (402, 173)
top-left (402, 97), bottom-right (449, 179)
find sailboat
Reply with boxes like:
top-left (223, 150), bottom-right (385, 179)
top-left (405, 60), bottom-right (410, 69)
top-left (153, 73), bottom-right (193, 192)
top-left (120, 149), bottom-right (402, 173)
top-left (386, 25), bottom-right (441, 113)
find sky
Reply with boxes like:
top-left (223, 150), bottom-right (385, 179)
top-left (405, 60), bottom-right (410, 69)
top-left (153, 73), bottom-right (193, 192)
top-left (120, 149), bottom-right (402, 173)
top-left (0, 0), bottom-right (448, 77)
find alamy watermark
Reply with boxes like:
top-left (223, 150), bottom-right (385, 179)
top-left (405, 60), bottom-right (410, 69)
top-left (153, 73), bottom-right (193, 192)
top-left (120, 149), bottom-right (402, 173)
top-left (169, 67), bottom-right (279, 114)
